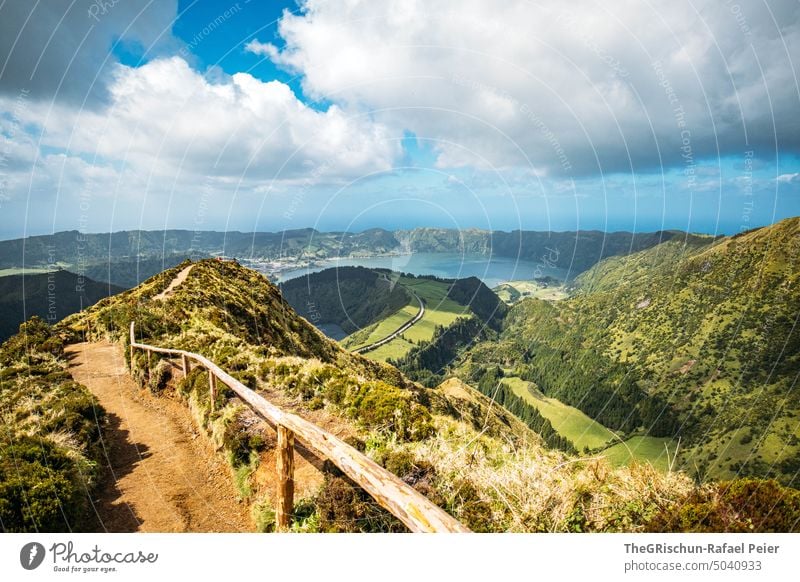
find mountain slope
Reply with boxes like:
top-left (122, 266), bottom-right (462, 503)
top-left (448, 218), bottom-right (800, 484)
top-left (0, 270), bottom-right (123, 342)
top-left (1, 227), bottom-right (684, 280)
top-left (0, 318), bottom-right (105, 531)
top-left (4, 257), bottom-right (797, 531)
top-left (52, 257), bottom-right (794, 532)
top-left (279, 266), bottom-right (411, 337)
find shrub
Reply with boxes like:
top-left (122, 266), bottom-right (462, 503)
top-left (647, 478), bottom-right (800, 532)
top-left (148, 360), bottom-right (172, 393)
top-left (0, 436), bottom-right (91, 532)
top-left (251, 497), bottom-right (276, 532)
top-left (1, 317), bottom-right (63, 363)
top-left (314, 461), bottom-right (406, 533)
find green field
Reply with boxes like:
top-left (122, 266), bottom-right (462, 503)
top-left (342, 303), bottom-right (420, 348)
top-left (493, 280), bottom-right (568, 304)
top-left (501, 377), bottom-right (616, 450)
top-left (342, 276), bottom-right (470, 361)
top-left (399, 278), bottom-right (468, 343)
top-left (602, 436), bottom-right (678, 472)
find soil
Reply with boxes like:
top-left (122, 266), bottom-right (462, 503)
top-left (152, 264), bottom-right (194, 300)
top-left (66, 341), bottom-right (251, 532)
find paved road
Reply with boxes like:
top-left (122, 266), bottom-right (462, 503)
top-left (354, 291), bottom-right (425, 354)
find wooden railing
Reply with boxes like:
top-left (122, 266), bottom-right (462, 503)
top-left (128, 322), bottom-right (469, 533)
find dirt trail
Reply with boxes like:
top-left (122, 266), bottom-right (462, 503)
top-left (66, 341), bottom-right (251, 532)
top-left (153, 264), bottom-right (194, 300)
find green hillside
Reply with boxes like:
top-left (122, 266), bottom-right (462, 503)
top-left (0, 270), bottom-right (123, 342)
top-left (342, 274), bottom-right (506, 362)
top-left (445, 218), bottom-right (800, 485)
top-left (3, 257), bottom-right (799, 532)
top-left (279, 266), bottom-right (410, 336)
top-left (37, 258), bottom-right (797, 532)
top-left (0, 318), bottom-right (105, 531)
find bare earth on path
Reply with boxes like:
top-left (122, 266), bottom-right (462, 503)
top-left (152, 263), bottom-right (194, 300)
top-left (66, 341), bottom-right (251, 532)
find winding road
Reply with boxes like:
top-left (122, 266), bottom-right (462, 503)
top-left (353, 290), bottom-right (425, 354)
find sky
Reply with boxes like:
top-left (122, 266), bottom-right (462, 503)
top-left (0, 0), bottom-right (799, 240)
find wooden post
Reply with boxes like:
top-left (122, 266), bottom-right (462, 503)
top-left (181, 354), bottom-right (190, 377)
top-left (276, 425), bottom-right (295, 530)
top-left (208, 372), bottom-right (217, 411)
top-left (129, 322), bottom-right (135, 369)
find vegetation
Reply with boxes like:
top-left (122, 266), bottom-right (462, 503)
top-left (493, 280), bottom-right (568, 304)
top-left (279, 267), bottom-right (410, 335)
top-left (647, 479), bottom-right (800, 532)
top-left (501, 377), bottom-right (616, 451)
top-left (83, 255), bottom-right (190, 288)
top-left (472, 367), bottom-right (575, 453)
top-left (0, 317), bottom-right (104, 531)
top-left (441, 218), bottom-right (800, 485)
top-left (343, 274), bottom-right (505, 363)
top-left (602, 437), bottom-right (678, 472)
top-left (391, 316), bottom-right (497, 386)
top-left (36, 251), bottom-right (800, 533)
top-left (0, 270), bottom-right (123, 342)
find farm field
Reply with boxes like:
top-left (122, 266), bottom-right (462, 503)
top-left (493, 280), bottom-right (568, 304)
top-left (342, 276), bottom-right (470, 361)
top-left (501, 377), bottom-right (616, 451)
top-left (602, 436), bottom-right (678, 472)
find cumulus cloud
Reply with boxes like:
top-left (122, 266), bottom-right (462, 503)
top-left (8, 57), bottom-right (398, 185)
top-left (244, 40), bottom-right (282, 61)
top-left (263, 0), bottom-right (800, 176)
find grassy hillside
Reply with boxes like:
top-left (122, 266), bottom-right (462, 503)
top-left (0, 318), bottom-right (104, 531)
top-left (501, 377), bottom-right (616, 451)
top-left (444, 218), bottom-right (800, 485)
top-left (279, 267), bottom-right (410, 336)
top-left (49, 258), bottom-right (800, 532)
top-left (0, 270), bottom-right (123, 342)
top-left (342, 274), bottom-right (507, 362)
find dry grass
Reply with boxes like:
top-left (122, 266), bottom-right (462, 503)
top-left (407, 419), bottom-right (694, 532)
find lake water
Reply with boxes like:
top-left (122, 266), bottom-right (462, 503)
top-left (275, 252), bottom-right (568, 288)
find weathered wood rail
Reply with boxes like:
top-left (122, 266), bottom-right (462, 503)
top-left (128, 322), bottom-right (469, 533)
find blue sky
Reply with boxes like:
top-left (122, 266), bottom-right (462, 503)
top-left (1, 0), bottom-right (799, 239)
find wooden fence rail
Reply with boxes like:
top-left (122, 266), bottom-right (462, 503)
top-left (128, 322), bottom-right (469, 533)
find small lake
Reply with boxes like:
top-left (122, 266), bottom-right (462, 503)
top-left (274, 252), bottom-right (568, 288)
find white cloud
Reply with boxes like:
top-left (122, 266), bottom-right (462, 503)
top-left (777, 173), bottom-right (799, 183)
top-left (263, 0), bottom-right (800, 175)
top-left (0, 55), bottom-right (401, 236)
top-left (244, 40), bottom-right (282, 61)
top-left (10, 56), bottom-right (399, 185)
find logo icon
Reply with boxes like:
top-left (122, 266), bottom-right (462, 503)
top-left (20, 542), bottom-right (46, 570)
